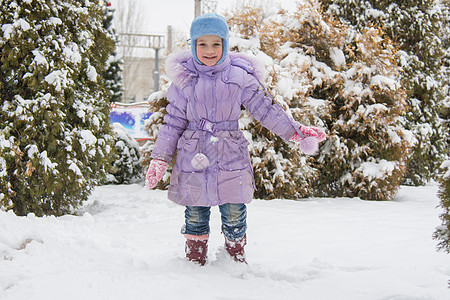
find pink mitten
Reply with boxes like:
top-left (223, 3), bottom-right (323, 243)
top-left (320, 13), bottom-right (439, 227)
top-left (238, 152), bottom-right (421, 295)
top-left (290, 125), bottom-right (326, 155)
top-left (145, 159), bottom-right (168, 188)
top-left (300, 125), bottom-right (326, 142)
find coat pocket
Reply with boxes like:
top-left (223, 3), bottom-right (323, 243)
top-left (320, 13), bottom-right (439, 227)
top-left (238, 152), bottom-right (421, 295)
top-left (218, 137), bottom-right (250, 171)
top-left (176, 136), bottom-right (203, 173)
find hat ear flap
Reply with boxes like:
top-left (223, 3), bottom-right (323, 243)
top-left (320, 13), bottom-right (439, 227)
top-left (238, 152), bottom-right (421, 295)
top-left (192, 39), bottom-right (199, 64)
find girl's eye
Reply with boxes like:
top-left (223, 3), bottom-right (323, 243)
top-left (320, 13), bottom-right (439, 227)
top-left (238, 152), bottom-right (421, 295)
top-left (213, 43), bottom-right (222, 47)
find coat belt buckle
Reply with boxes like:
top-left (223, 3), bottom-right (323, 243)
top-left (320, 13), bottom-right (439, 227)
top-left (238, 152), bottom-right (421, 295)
top-left (199, 119), bottom-right (215, 133)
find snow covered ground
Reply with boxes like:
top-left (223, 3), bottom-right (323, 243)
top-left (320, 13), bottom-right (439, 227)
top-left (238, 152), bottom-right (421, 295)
top-left (1, 182), bottom-right (449, 299)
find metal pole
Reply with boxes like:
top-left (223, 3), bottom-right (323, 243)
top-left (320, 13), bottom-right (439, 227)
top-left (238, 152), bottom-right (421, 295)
top-left (167, 25), bottom-right (173, 53)
top-left (195, 0), bottom-right (201, 17)
top-left (153, 48), bottom-right (160, 92)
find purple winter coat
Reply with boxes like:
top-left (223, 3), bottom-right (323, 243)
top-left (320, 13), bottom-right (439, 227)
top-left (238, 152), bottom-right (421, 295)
top-left (151, 51), bottom-right (301, 207)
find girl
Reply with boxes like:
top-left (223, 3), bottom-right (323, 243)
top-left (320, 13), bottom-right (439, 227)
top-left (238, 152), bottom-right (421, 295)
top-left (145, 13), bottom-right (326, 266)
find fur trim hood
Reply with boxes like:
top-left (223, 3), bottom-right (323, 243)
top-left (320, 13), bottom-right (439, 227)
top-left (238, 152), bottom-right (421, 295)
top-left (165, 50), bottom-right (268, 88)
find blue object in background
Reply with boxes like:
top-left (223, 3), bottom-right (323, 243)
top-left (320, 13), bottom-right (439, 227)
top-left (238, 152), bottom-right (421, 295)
top-left (110, 111), bottom-right (135, 130)
top-left (140, 112), bottom-right (153, 126)
top-left (110, 104), bottom-right (153, 140)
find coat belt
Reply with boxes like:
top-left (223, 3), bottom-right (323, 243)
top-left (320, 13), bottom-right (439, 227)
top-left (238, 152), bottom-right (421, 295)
top-left (187, 119), bottom-right (239, 133)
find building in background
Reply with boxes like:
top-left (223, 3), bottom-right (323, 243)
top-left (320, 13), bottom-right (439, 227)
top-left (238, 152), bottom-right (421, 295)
top-left (121, 56), bottom-right (166, 103)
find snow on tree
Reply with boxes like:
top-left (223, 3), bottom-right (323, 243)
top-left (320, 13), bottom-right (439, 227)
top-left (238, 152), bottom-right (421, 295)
top-left (434, 160), bottom-right (450, 253)
top-left (440, 0), bottom-right (450, 149)
top-left (105, 123), bottom-right (142, 184)
top-left (321, 0), bottom-right (449, 186)
top-left (228, 1), bottom-right (414, 200)
top-left (0, 0), bottom-right (115, 216)
top-left (101, 1), bottom-right (123, 103)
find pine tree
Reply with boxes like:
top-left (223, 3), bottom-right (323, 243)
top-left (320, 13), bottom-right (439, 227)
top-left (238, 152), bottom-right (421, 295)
top-left (441, 0), bottom-right (450, 148)
top-left (101, 1), bottom-right (123, 103)
top-left (0, 0), bottom-right (115, 216)
top-left (434, 160), bottom-right (450, 253)
top-left (229, 0), bottom-right (413, 200)
top-left (105, 123), bottom-right (142, 184)
top-left (321, 0), bottom-right (449, 186)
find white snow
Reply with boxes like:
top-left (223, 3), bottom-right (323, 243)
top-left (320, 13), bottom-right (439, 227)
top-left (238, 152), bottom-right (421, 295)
top-left (1, 183), bottom-right (449, 299)
top-left (48, 17), bottom-right (62, 26)
top-left (86, 64), bottom-right (98, 82)
top-left (441, 160), bottom-right (450, 178)
top-left (63, 43), bottom-right (82, 65)
top-left (0, 157), bottom-right (6, 177)
top-left (366, 8), bottom-right (385, 19)
top-left (418, 123), bottom-right (434, 136)
top-left (2, 24), bottom-right (14, 40)
top-left (79, 130), bottom-right (97, 146)
top-left (31, 50), bottom-right (49, 69)
top-left (2, 19), bottom-right (30, 38)
top-left (91, 115), bottom-right (100, 129)
top-left (330, 47), bottom-right (346, 67)
top-left (16, 19), bottom-right (30, 31)
top-left (44, 70), bottom-right (69, 92)
top-left (371, 74), bottom-right (400, 90)
top-left (78, 130), bottom-right (97, 156)
top-left (357, 159), bottom-right (397, 180)
top-left (38, 151), bottom-right (58, 173)
top-left (26, 145), bottom-right (39, 158)
top-left (68, 162), bottom-right (83, 177)
top-left (387, 128), bottom-right (402, 144)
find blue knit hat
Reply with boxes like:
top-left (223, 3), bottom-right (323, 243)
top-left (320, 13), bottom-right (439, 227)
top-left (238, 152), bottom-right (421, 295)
top-left (190, 13), bottom-right (229, 65)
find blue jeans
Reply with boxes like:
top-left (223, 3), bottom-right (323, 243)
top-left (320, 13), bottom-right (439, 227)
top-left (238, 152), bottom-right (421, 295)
top-left (182, 203), bottom-right (247, 241)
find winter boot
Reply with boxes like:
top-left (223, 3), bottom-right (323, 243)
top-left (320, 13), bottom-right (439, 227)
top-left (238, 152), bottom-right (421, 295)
top-left (185, 234), bottom-right (209, 266)
top-left (225, 234), bottom-right (247, 263)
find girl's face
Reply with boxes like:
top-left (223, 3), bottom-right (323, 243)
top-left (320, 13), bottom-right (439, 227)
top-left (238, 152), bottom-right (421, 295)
top-left (196, 35), bottom-right (223, 66)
